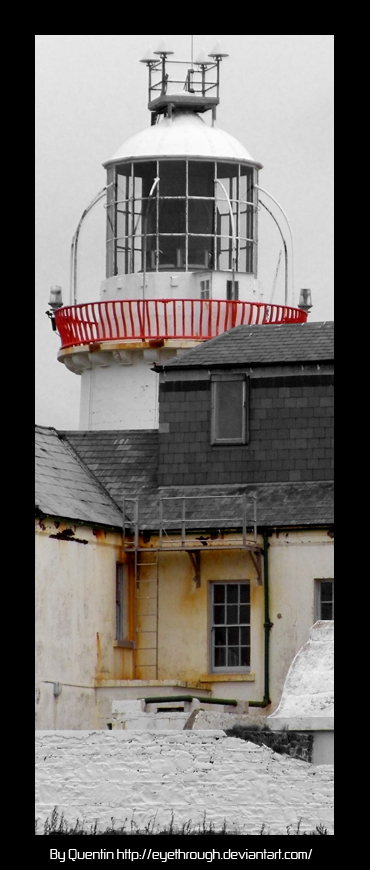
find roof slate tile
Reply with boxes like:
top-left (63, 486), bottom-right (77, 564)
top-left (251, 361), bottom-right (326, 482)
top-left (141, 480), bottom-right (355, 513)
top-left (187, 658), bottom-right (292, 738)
top-left (156, 322), bottom-right (334, 370)
top-left (35, 426), bottom-right (122, 528)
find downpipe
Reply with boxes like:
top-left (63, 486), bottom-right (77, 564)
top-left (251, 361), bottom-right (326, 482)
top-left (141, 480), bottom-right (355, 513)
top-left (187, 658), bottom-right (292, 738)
top-left (249, 528), bottom-right (272, 707)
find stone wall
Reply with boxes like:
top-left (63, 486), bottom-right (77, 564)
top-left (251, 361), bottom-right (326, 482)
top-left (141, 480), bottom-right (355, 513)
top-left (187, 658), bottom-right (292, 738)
top-left (35, 730), bottom-right (333, 835)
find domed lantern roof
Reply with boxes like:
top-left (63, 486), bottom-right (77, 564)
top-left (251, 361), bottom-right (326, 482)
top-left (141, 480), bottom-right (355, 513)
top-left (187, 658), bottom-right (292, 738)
top-left (103, 111), bottom-right (262, 169)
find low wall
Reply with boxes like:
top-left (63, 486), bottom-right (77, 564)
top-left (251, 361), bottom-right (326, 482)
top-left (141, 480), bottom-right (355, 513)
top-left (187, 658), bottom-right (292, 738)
top-left (35, 730), bottom-right (334, 835)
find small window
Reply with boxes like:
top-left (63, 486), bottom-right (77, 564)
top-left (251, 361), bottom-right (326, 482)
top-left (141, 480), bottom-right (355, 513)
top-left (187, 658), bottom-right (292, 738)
top-left (211, 582), bottom-right (251, 672)
top-left (315, 579), bottom-right (334, 620)
top-left (116, 563), bottom-right (129, 641)
top-left (226, 280), bottom-right (239, 300)
top-left (200, 279), bottom-right (210, 299)
top-left (211, 374), bottom-right (249, 444)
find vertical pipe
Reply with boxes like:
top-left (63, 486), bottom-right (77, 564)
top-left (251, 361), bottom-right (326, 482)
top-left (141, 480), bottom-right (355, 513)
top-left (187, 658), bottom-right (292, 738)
top-left (262, 529), bottom-right (271, 705)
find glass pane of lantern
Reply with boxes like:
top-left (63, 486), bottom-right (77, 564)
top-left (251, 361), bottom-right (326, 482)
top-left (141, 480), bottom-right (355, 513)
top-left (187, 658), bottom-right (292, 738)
top-left (159, 236), bottom-right (185, 269)
top-left (159, 161), bottom-right (186, 196)
top-left (188, 161), bottom-right (214, 196)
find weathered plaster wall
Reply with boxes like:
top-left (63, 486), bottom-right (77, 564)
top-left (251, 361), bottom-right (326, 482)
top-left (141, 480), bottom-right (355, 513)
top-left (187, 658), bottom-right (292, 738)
top-left (267, 533), bottom-right (334, 706)
top-left (35, 519), bottom-right (124, 729)
top-left (153, 547), bottom-right (263, 697)
top-left (36, 518), bottom-right (333, 728)
top-left (143, 530), bottom-right (333, 711)
top-left (35, 730), bottom-right (334, 835)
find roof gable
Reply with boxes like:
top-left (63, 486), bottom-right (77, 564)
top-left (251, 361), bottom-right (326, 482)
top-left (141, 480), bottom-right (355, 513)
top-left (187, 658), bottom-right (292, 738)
top-left (62, 430), bottom-right (159, 508)
top-left (35, 425), bottom-right (122, 528)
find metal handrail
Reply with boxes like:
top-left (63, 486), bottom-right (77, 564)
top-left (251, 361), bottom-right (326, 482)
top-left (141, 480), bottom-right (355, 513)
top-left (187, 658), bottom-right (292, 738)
top-left (55, 298), bottom-right (307, 349)
top-left (122, 494), bottom-right (258, 549)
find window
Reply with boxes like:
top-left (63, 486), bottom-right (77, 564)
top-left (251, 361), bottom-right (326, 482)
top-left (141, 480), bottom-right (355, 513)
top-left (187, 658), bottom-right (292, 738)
top-left (200, 279), bottom-right (210, 299)
top-left (211, 582), bottom-right (250, 671)
top-left (226, 280), bottom-right (239, 300)
top-left (315, 579), bottom-right (334, 620)
top-left (116, 563), bottom-right (129, 642)
top-left (211, 374), bottom-right (249, 444)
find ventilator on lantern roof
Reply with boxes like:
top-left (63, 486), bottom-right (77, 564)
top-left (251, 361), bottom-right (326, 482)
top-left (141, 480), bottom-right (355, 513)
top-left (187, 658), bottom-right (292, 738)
top-left (139, 37), bottom-right (228, 124)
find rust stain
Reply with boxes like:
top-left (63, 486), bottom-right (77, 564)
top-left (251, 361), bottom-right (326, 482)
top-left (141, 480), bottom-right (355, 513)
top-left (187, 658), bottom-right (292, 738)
top-left (95, 631), bottom-right (102, 682)
top-left (49, 530), bottom-right (88, 544)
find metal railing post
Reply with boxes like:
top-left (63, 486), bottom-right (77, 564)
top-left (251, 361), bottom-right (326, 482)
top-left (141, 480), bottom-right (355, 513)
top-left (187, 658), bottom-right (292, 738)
top-left (134, 498), bottom-right (139, 550)
top-left (253, 494), bottom-right (257, 543)
top-left (159, 498), bottom-right (163, 548)
top-left (181, 498), bottom-right (186, 547)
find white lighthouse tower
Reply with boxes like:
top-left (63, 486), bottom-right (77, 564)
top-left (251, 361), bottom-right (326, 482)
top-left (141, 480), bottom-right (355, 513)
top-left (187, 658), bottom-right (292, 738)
top-left (54, 41), bottom-right (307, 430)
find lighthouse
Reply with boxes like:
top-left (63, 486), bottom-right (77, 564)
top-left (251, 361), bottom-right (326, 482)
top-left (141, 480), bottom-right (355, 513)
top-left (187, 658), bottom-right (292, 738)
top-left (53, 41), bottom-right (307, 431)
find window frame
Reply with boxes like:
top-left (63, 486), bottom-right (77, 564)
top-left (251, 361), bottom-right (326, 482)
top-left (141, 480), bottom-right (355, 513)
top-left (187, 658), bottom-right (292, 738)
top-left (226, 280), bottom-right (239, 300)
top-left (209, 581), bottom-right (251, 673)
top-left (315, 578), bottom-right (334, 621)
top-left (115, 562), bottom-right (134, 648)
top-left (200, 279), bottom-right (211, 299)
top-left (211, 373), bottom-right (249, 445)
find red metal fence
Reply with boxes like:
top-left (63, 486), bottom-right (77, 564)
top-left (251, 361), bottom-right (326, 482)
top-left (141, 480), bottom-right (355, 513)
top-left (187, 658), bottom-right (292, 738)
top-left (55, 299), bottom-right (307, 349)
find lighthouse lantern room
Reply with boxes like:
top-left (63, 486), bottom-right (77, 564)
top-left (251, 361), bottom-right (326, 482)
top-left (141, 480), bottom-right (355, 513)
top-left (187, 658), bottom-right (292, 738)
top-left (54, 42), bottom-right (307, 431)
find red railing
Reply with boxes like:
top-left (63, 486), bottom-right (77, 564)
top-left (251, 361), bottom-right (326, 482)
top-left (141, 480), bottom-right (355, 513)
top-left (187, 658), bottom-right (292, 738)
top-left (55, 299), bottom-right (307, 350)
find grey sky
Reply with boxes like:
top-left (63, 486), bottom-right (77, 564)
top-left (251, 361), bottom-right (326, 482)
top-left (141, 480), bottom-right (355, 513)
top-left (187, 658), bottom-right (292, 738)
top-left (35, 35), bottom-right (334, 430)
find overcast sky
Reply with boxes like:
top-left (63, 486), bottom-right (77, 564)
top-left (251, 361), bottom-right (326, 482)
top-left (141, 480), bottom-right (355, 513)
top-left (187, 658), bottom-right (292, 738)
top-left (35, 35), bottom-right (334, 430)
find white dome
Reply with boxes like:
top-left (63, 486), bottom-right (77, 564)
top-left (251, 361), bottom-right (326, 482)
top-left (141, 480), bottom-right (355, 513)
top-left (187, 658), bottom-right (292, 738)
top-left (104, 111), bottom-right (262, 168)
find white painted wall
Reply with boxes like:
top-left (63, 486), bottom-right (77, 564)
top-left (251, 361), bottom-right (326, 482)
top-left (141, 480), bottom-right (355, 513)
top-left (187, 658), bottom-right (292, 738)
top-left (79, 356), bottom-right (160, 430)
top-left (35, 730), bottom-right (334, 835)
top-left (35, 519), bottom-right (124, 729)
top-left (267, 531), bottom-right (334, 706)
top-left (100, 271), bottom-right (259, 302)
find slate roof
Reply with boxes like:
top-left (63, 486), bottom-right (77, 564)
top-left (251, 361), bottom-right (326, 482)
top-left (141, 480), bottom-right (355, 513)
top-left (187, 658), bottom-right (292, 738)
top-left (35, 425), bottom-right (123, 528)
top-left (153, 482), bottom-right (334, 529)
top-left (62, 430), bottom-right (159, 509)
top-left (57, 429), bottom-right (333, 530)
top-left (154, 321), bottom-right (334, 370)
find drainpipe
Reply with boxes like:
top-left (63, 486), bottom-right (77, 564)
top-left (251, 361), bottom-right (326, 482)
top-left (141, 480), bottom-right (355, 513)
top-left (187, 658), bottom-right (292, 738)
top-left (248, 528), bottom-right (272, 707)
